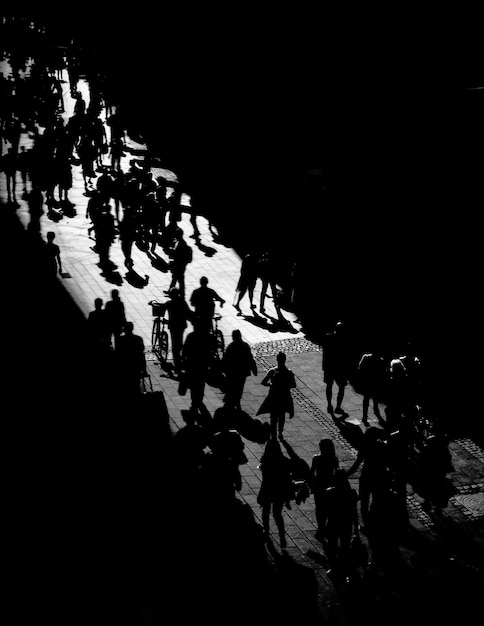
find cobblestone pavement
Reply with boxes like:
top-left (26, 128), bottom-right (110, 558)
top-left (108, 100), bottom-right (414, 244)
top-left (1, 50), bottom-right (483, 626)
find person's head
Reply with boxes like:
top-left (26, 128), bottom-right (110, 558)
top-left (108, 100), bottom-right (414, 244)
top-left (319, 438), bottom-right (336, 457)
top-left (111, 289), bottom-right (120, 300)
top-left (94, 297), bottom-right (103, 310)
top-left (169, 288), bottom-right (180, 299)
top-left (200, 276), bottom-right (209, 287)
top-left (124, 321), bottom-right (134, 335)
top-left (276, 351), bottom-right (286, 366)
top-left (46, 231), bottom-right (55, 242)
top-left (232, 329), bottom-right (242, 342)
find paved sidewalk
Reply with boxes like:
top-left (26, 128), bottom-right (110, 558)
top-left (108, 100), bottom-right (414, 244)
top-left (1, 50), bottom-right (484, 626)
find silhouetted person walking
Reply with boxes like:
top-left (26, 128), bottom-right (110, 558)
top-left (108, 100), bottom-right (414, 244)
top-left (310, 438), bottom-right (339, 539)
top-left (322, 321), bottom-right (350, 416)
top-left (324, 469), bottom-right (360, 581)
top-left (163, 288), bottom-right (194, 374)
top-left (115, 321), bottom-right (146, 397)
top-left (189, 275), bottom-right (225, 332)
top-left (93, 204), bottom-right (116, 269)
top-left (27, 186), bottom-right (44, 233)
top-left (346, 427), bottom-right (387, 533)
top-left (86, 297), bottom-right (111, 358)
top-left (257, 439), bottom-right (293, 548)
top-left (257, 351), bottom-right (296, 440)
top-left (222, 329), bottom-right (258, 409)
top-left (165, 229), bottom-right (193, 300)
top-left (233, 252), bottom-right (259, 314)
top-left (105, 289), bottom-right (126, 350)
top-left (258, 251), bottom-right (283, 318)
top-left (1, 146), bottom-right (17, 203)
top-left (357, 350), bottom-right (386, 426)
top-left (44, 231), bottom-right (62, 279)
top-left (181, 325), bottom-right (216, 423)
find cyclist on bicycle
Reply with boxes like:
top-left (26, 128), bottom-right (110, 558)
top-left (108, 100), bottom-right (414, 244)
top-left (189, 276), bottom-right (225, 333)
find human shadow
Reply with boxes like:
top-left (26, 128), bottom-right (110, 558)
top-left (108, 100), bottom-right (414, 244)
top-left (330, 415), bottom-right (366, 450)
top-left (242, 310), bottom-right (297, 334)
top-left (99, 267), bottom-right (123, 286)
top-left (193, 233), bottom-right (217, 257)
top-left (241, 311), bottom-right (285, 333)
top-left (212, 404), bottom-right (271, 444)
top-left (260, 310), bottom-right (298, 334)
top-left (281, 439), bottom-right (312, 482)
top-left (124, 269), bottom-right (149, 289)
top-left (147, 251), bottom-right (170, 272)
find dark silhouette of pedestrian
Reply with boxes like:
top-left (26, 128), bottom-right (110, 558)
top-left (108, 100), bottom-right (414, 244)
top-left (346, 427), bottom-right (387, 533)
top-left (386, 357), bottom-right (410, 426)
top-left (258, 250), bottom-right (283, 318)
top-left (78, 134), bottom-right (97, 192)
top-left (44, 231), bottom-right (62, 279)
top-left (115, 321), bottom-right (146, 397)
top-left (233, 251), bottom-right (259, 314)
top-left (27, 186), bottom-right (44, 233)
top-left (357, 350), bottom-right (386, 426)
top-left (17, 144), bottom-right (30, 197)
top-left (118, 205), bottom-right (137, 270)
top-left (1, 146), bottom-right (17, 202)
top-left (163, 288), bottom-right (194, 374)
top-left (110, 135), bottom-right (124, 171)
top-left (322, 321), bottom-right (350, 416)
top-left (189, 275), bottom-right (225, 332)
top-left (93, 204), bottom-right (116, 268)
top-left (181, 325), bottom-right (217, 424)
top-left (257, 439), bottom-right (293, 548)
top-left (257, 351), bottom-right (296, 440)
top-left (324, 469), bottom-right (360, 581)
top-left (105, 289), bottom-right (126, 349)
top-left (222, 329), bottom-right (258, 409)
top-left (86, 297), bottom-right (111, 358)
top-left (154, 176), bottom-right (168, 232)
top-left (165, 228), bottom-right (193, 300)
top-left (310, 438), bottom-right (340, 539)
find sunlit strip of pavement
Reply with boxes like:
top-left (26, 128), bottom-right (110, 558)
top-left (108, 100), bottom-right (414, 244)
top-left (1, 65), bottom-right (303, 352)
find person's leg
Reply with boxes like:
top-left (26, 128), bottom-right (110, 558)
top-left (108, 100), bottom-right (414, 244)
top-left (273, 501), bottom-right (286, 547)
top-left (262, 504), bottom-right (271, 534)
top-left (270, 412), bottom-right (278, 439)
top-left (260, 280), bottom-right (268, 312)
top-left (248, 285), bottom-right (256, 309)
top-left (335, 384), bottom-right (345, 413)
top-left (278, 413), bottom-right (286, 439)
top-left (326, 379), bottom-right (334, 413)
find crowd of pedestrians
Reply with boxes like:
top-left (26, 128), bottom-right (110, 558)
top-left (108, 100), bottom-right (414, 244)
top-left (2, 18), bottom-right (455, 595)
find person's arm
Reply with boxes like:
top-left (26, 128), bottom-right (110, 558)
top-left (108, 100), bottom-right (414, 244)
top-left (346, 450), bottom-right (363, 476)
top-left (261, 369), bottom-right (274, 386)
top-left (213, 290), bottom-right (225, 307)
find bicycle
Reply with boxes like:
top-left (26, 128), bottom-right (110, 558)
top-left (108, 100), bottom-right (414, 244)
top-left (148, 300), bottom-right (170, 362)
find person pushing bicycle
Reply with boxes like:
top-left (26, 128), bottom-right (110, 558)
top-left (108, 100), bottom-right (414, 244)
top-left (189, 276), bottom-right (225, 333)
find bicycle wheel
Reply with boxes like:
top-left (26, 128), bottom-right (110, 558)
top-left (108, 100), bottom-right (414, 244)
top-left (151, 318), bottom-right (160, 351)
top-left (159, 330), bottom-right (169, 362)
top-left (214, 328), bottom-right (225, 358)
